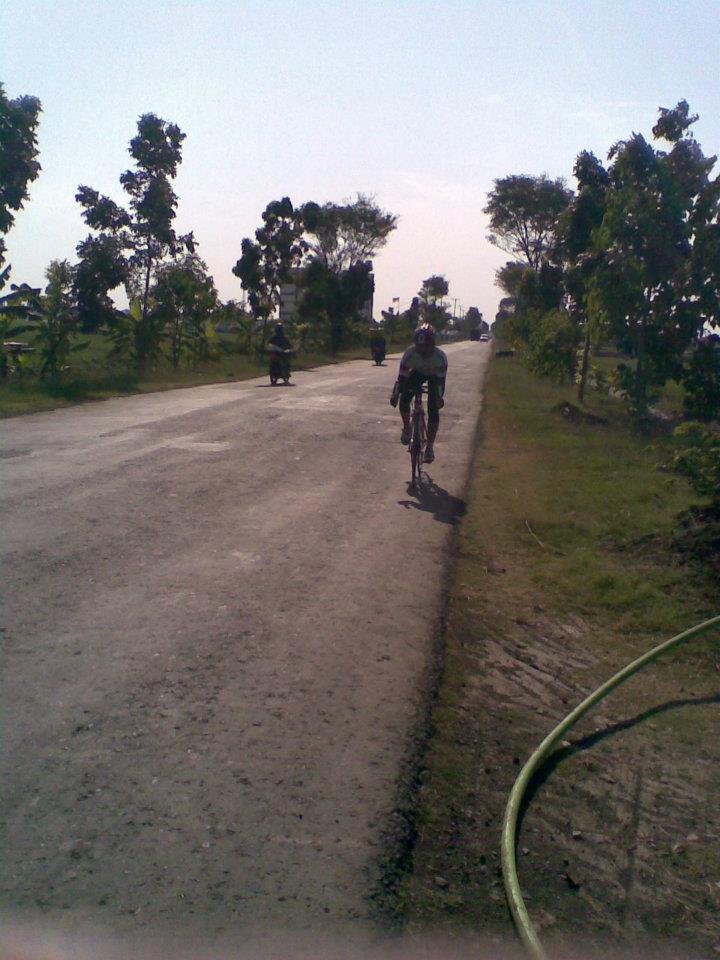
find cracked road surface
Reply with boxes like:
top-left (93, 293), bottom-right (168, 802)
top-left (1, 342), bottom-right (491, 950)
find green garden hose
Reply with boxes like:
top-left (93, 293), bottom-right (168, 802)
top-left (500, 613), bottom-right (720, 960)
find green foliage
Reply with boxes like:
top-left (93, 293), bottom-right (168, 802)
top-left (484, 174), bottom-right (572, 269)
top-left (0, 282), bottom-right (40, 379)
top-left (492, 102), bottom-right (720, 416)
top-left (75, 113), bottom-right (194, 371)
top-left (106, 298), bottom-right (164, 369)
top-left (232, 197), bottom-right (305, 355)
top-left (31, 260), bottom-right (87, 378)
top-left (233, 194), bottom-right (396, 355)
top-left (296, 258), bottom-right (374, 354)
top-left (152, 254), bottom-right (219, 367)
top-left (73, 234), bottom-right (128, 332)
top-left (586, 103), bottom-right (718, 414)
top-left (526, 309), bottom-right (579, 383)
top-left (417, 274), bottom-right (452, 331)
top-left (455, 305), bottom-right (484, 339)
top-left (300, 194), bottom-right (397, 272)
top-left (673, 422), bottom-right (720, 507)
top-left (0, 83), bottom-right (42, 275)
top-left (682, 336), bottom-right (720, 422)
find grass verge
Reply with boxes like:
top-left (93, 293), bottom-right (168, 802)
top-left (0, 340), bottom-right (398, 418)
top-left (399, 355), bottom-right (720, 956)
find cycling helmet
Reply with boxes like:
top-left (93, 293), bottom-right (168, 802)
top-left (275, 322), bottom-right (284, 334)
top-left (414, 323), bottom-right (436, 347)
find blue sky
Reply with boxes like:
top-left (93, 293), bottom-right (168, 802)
top-left (3, 0), bottom-right (719, 323)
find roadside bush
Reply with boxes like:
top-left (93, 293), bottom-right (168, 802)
top-left (526, 309), bottom-right (579, 383)
top-left (673, 421), bottom-right (720, 507)
top-left (672, 421), bottom-right (720, 575)
top-left (682, 336), bottom-right (720, 422)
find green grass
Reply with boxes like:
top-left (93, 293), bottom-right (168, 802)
top-left (0, 333), bottom-right (400, 417)
top-left (399, 354), bottom-right (719, 951)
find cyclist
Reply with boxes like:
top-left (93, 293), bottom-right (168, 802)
top-left (390, 323), bottom-right (447, 463)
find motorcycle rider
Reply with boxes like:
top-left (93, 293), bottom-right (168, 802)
top-left (369, 327), bottom-right (386, 363)
top-left (390, 323), bottom-right (447, 464)
top-left (268, 322), bottom-right (293, 381)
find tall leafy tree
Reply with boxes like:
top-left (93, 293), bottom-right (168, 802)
top-left (75, 113), bottom-right (194, 371)
top-left (73, 234), bottom-right (129, 332)
top-left (232, 197), bottom-right (305, 354)
top-left (0, 84), bottom-right (42, 374)
top-left (295, 195), bottom-right (396, 353)
top-left (484, 174), bottom-right (572, 270)
top-left (296, 258), bottom-right (374, 354)
top-left (417, 274), bottom-right (451, 332)
top-left (0, 83), bottom-right (42, 283)
top-left (300, 194), bottom-right (397, 272)
top-left (456, 305), bottom-right (486, 339)
top-left (587, 101), bottom-right (718, 415)
top-left (557, 150), bottom-right (610, 401)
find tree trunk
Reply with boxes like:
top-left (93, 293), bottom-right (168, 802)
top-left (142, 256), bottom-right (152, 325)
top-left (259, 315), bottom-right (268, 361)
top-left (635, 318), bottom-right (647, 417)
top-left (577, 328), bottom-right (591, 403)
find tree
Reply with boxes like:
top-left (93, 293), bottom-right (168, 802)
top-left (292, 195), bottom-right (396, 354)
top-left (587, 101), bottom-right (718, 416)
top-left (76, 113), bottom-right (195, 371)
top-left (0, 83), bottom-right (42, 282)
top-left (556, 151), bottom-right (610, 402)
top-left (417, 275), bottom-right (452, 332)
top-left (455, 305), bottom-right (484, 339)
top-left (296, 258), bottom-right (374, 354)
top-left (493, 259), bottom-right (564, 349)
top-left (31, 260), bottom-right (87, 378)
top-left (484, 174), bottom-right (572, 270)
top-left (73, 234), bottom-right (128, 332)
top-left (300, 194), bottom-right (397, 272)
top-left (152, 255), bottom-right (219, 367)
top-left (232, 197), bottom-right (305, 355)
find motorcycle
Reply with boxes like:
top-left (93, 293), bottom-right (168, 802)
top-left (371, 342), bottom-right (386, 366)
top-left (268, 346), bottom-right (293, 385)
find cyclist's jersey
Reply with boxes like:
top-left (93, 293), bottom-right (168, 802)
top-left (399, 345), bottom-right (448, 380)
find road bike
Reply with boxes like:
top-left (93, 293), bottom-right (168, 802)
top-left (408, 384), bottom-right (428, 488)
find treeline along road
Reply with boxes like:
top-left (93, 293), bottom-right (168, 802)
top-left (1, 342), bottom-right (490, 944)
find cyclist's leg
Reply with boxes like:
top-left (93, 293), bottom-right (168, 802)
top-left (399, 371), bottom-right (423, 441)
top-left (426, 376), bottom-right (441, 443)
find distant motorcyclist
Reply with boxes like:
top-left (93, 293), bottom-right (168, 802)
top-left (268, 322), bottom-right (293, 383)
top-left (369, 328), bottom-right (386, 364)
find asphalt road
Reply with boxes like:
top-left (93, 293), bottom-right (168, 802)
top-left (1, 342), bottom-right (491, 951)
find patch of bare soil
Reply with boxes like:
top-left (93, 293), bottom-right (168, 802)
top-left (401, 593), bottom-right (720, 959)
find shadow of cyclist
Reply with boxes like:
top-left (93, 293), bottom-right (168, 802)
top-left (398, 476), bottom-right (466, 525)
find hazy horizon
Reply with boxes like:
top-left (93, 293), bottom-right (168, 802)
top-left (3, 0), bottom-right (719, 324)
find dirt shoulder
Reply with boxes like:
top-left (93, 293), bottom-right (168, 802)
top-left (399, 357), bottom-right (720, 959)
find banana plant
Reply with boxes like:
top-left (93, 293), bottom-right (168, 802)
top-left (0, 277), bottom-right (41, 380)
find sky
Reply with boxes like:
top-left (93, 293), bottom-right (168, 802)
top-left (2, 0), bottom-right (720, 324)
